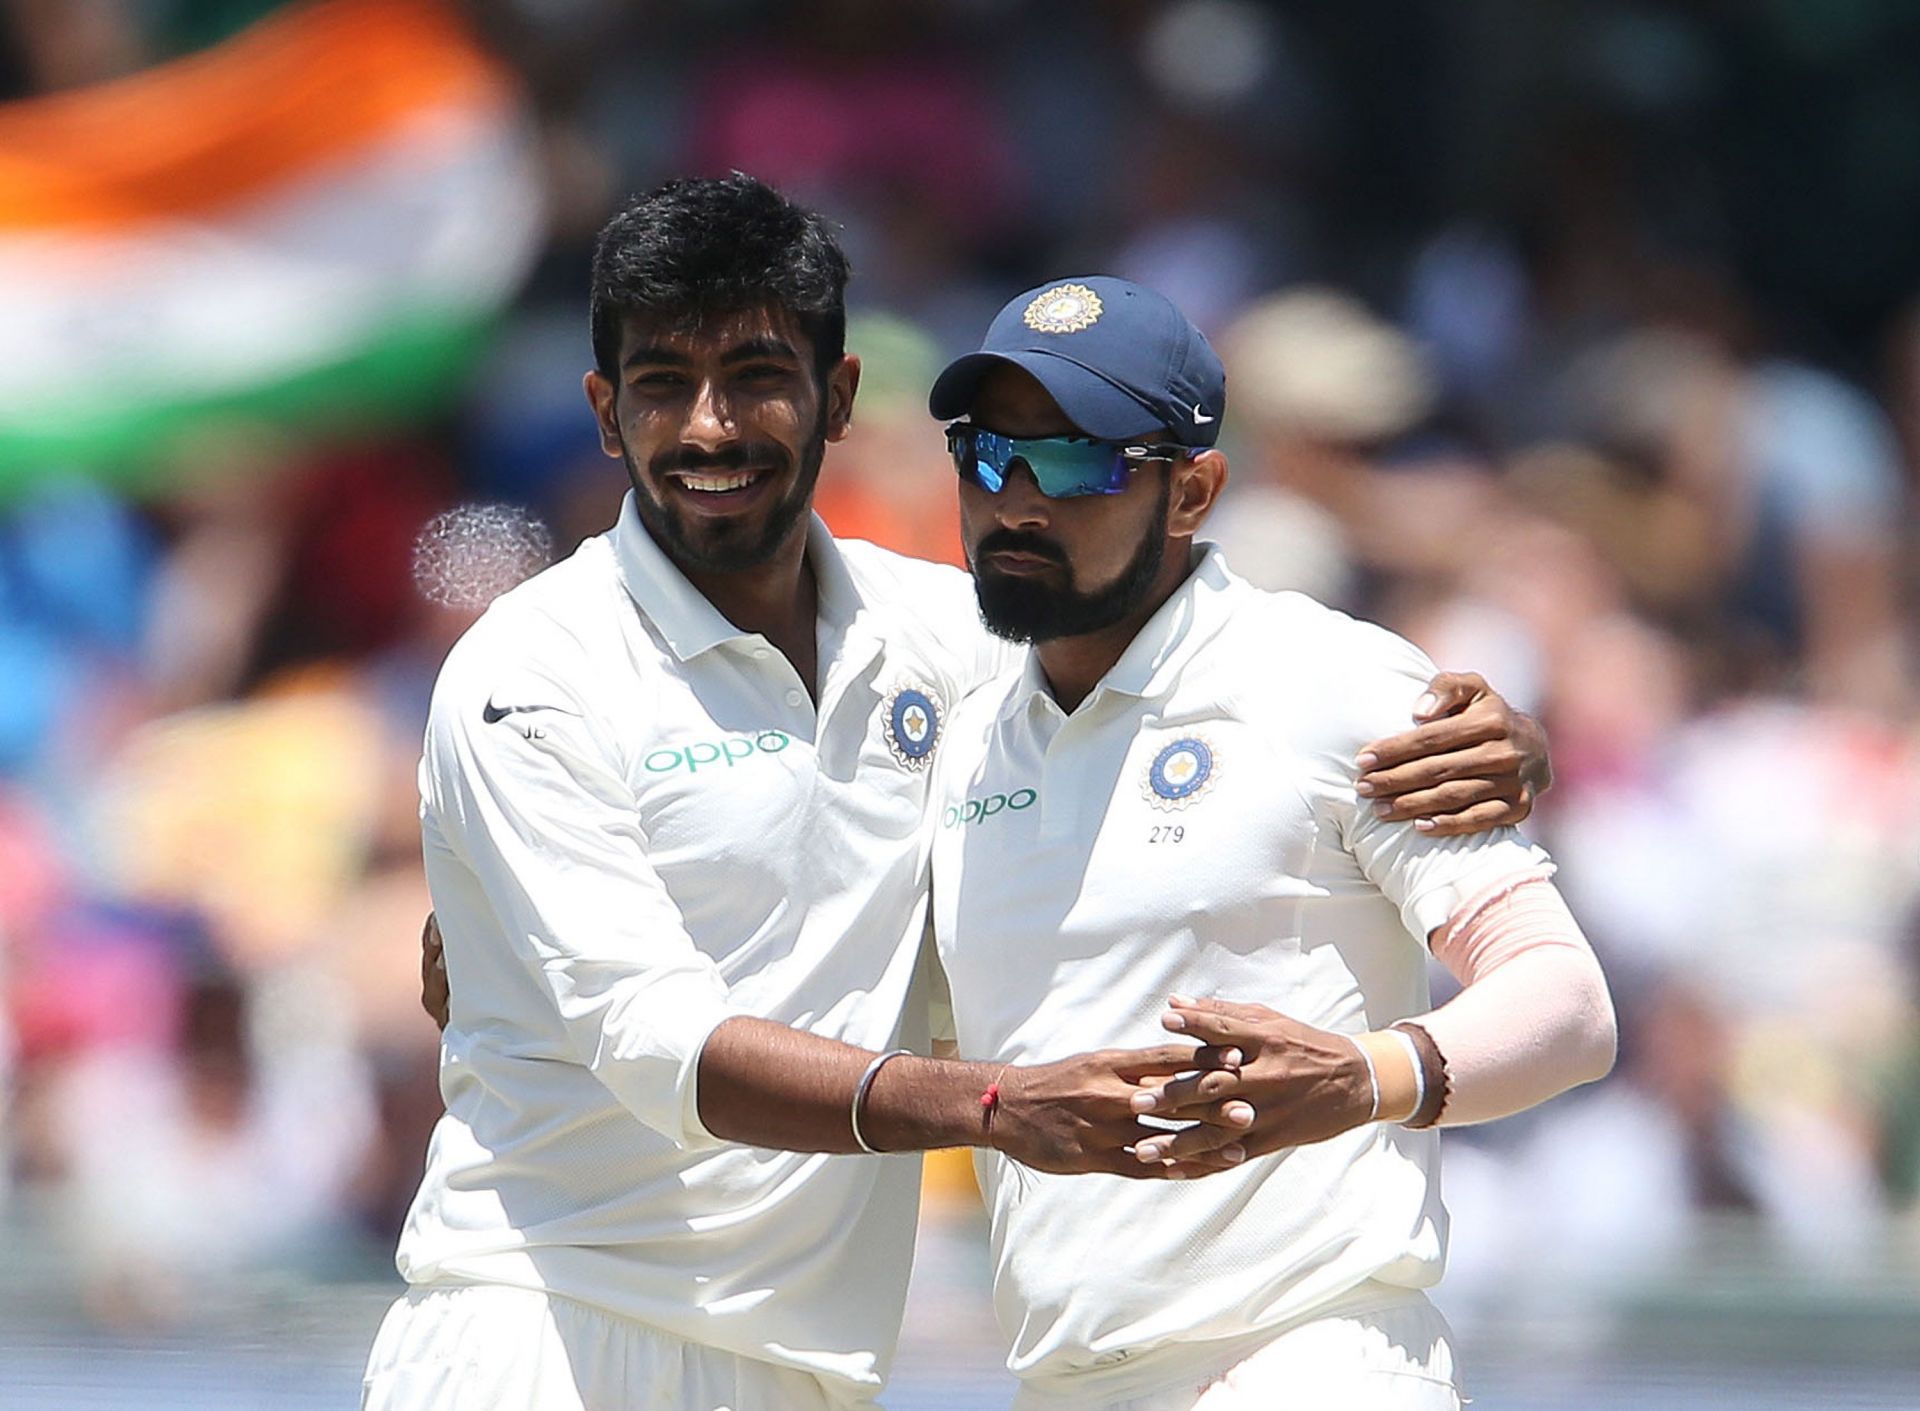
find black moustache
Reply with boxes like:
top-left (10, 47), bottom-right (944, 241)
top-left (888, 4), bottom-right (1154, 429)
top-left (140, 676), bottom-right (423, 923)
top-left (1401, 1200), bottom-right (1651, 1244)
top-left (975, 531), bottom-right (1068, 567)
top-left (651, 445), bottom-right (787, 476)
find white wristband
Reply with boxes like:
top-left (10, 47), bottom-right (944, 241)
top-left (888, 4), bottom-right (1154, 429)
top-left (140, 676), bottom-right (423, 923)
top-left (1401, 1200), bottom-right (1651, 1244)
top-left (851, 1049), bottom-right (911, 1154)
top-left (1350, 1036), bottom-right (1381, 1122)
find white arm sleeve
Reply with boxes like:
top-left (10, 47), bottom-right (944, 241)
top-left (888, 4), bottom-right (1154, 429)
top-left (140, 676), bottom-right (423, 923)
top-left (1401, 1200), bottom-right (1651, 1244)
top-left (423, 688), bottom-right (740, 1147)
top-left (1418, 876), bottom-right (1618, 1126)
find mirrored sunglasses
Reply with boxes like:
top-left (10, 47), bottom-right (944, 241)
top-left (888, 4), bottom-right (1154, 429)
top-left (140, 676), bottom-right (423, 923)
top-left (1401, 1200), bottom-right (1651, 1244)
top-left (945, 423), bottom-right (1189, 499)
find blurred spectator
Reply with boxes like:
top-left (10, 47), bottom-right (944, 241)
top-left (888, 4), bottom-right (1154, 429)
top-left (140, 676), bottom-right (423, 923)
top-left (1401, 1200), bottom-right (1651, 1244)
top-left (1550, 275), bottom-right (1913, 714)
top-left (815, 312), bottom-right (965, 566)
top-left (1208, 287), bottom-right (1448, 605)
top-left (39, 964), bottom-right (375, 1324)
top-left (0, 481), bottom-right (155, 776)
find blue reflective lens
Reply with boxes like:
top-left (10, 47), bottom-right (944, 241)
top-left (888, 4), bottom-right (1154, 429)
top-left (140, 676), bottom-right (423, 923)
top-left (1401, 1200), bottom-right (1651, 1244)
top-left (946, 426), bottom-right (1178, 499)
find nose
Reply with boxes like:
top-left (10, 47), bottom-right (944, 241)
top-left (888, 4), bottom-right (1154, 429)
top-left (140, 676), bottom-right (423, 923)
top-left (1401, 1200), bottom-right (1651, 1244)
top-left (683, 379), bottom-right (735, 451)
top-left (992, 458), bottom-right (1051, 530)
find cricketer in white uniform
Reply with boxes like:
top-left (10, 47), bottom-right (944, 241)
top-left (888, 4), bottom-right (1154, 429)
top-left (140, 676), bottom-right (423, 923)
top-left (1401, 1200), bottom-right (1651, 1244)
top-left (923, 278), bottom-right (1618, 1410)
top-left (362, 179), bottom-right (996, 1411)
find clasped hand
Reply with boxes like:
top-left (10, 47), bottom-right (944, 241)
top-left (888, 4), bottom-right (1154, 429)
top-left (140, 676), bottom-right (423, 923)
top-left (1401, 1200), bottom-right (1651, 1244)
top-left (986, 1044), bottom-right (1262, 1180)
top-left (1123, 996), bottom-right (1375, 1167)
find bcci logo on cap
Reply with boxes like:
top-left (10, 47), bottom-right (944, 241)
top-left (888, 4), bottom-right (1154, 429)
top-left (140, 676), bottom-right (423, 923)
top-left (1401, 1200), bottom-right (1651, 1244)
top-left (1023, 283), bottom-right (1103, 335)
top-left (884, 685), bottom-right (942, 770)
top-left (1144, 736), bottom-right (1216, 810)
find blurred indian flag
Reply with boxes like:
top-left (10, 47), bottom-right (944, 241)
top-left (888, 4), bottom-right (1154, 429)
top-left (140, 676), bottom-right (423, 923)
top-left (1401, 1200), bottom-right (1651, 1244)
top-left (0, 0), bottom-right (543, 493)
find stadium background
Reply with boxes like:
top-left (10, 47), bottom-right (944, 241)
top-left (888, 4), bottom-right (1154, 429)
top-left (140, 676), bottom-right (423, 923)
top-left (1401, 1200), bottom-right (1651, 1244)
top-left (3, 0), bottom-right (1919, 1405)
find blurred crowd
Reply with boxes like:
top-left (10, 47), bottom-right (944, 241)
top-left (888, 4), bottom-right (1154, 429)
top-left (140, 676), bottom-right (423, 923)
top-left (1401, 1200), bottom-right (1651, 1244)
top-left (4, 0), bottom-right (1919, 1328)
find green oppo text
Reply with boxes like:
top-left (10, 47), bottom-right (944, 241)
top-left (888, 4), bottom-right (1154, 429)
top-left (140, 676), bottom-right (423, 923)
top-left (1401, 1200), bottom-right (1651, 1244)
top-left (642, 731), bottom-right (793, 776)
top-left (941, 789), bottom-right (1038, 827)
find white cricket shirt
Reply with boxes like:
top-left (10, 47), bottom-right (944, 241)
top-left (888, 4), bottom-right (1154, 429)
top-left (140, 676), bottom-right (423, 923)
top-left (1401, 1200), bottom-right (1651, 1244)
top-left (929, 545), bottom-right (1550, 1398)
top-left (398, 493), bottom-right (1011, 1394)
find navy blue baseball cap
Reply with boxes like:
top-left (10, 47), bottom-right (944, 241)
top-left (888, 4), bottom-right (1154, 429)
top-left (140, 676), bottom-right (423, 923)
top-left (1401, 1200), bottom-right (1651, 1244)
top-left (928, 276), bottom-right (1228, 447)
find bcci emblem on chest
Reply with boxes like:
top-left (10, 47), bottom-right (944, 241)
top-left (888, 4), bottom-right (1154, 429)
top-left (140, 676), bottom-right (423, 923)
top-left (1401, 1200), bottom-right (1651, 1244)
top-left (1144, 736), bottom-right (1216, 810)
top-left (883, 685), bottom-right (942, 770)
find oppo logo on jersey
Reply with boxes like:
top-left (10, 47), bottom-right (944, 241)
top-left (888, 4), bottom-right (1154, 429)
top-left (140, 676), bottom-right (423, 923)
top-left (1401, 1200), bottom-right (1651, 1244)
top-left (643, 731), bottom-right (792, 776)
top-left (941, 788), bottom-right (1038, 828)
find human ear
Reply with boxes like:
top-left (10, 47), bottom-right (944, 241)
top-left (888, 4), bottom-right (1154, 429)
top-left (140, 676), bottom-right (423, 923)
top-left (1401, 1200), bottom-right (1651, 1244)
top-left (824, 354), bottom-right (861, 442)
top-left (583, 371), bottom-right (622, 459)
top-left (1168, 449), bottom-right (1228, 536)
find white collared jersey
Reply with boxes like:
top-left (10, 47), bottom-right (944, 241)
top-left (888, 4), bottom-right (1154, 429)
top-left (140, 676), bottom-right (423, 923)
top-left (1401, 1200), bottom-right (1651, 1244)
top-left (929, 546), bottom-right (1550, 1394)
top-left (399, 494), bottom-right (1014, 1394)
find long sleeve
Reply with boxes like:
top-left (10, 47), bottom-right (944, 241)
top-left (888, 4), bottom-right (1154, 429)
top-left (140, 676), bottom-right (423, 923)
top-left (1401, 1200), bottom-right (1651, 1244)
top-left (422, 685), bottom-right (740, 1147)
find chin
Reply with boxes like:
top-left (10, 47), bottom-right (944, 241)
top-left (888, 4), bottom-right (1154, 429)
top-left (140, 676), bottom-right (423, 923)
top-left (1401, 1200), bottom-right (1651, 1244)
top-left (670, 502), bottom-right (807, 573)
top-left (973, 573), bottom-right (1059, 642)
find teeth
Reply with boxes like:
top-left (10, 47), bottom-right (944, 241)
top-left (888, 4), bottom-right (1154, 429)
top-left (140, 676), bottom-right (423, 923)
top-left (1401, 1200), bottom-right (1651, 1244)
top-left (673, 470), bottom-right (758, 493)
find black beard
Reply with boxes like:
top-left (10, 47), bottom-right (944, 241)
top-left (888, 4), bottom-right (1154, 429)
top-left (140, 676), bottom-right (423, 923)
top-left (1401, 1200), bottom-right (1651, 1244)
top-left (620, 413), bottom-right (827, 574)
top-left (971, 479), bottom-right (1170, 644)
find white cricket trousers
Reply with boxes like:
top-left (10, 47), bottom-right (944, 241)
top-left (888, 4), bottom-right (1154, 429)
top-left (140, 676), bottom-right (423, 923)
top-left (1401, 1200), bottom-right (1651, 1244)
top-left (1009, 1292), bottom-right (1462, 1411)
top-left (362, 1284), bottom-right (878, 1411)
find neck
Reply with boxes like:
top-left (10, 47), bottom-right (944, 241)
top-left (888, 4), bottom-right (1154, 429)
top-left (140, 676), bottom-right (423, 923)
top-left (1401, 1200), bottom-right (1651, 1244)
top-left (1032, 549), bottom-right (1196, 713)
top-left (680, 527), bottom-right (820, 694)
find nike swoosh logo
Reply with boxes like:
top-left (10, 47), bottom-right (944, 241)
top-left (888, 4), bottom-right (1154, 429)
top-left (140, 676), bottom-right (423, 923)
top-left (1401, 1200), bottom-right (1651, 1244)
top-left (483, 699), bottom-right (552, 725)
top-left (1191, 404), bottom-right (1216, 424)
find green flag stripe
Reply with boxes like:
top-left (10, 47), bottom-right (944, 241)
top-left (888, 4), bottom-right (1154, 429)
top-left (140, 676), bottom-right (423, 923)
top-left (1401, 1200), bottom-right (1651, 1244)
top-left (0, 312), bottom-right (498, 500)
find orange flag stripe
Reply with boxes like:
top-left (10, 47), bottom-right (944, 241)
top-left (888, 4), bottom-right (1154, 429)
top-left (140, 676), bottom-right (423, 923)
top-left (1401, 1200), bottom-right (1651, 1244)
top-left (0, 0), bottom-right (513, 230)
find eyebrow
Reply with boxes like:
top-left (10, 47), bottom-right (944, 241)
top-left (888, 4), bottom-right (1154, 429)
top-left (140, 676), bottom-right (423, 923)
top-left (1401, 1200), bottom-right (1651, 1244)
top-left (622, 344), bottom-right (690, 370)
top-left (720, 337), bottom-right (802, 364)
top-left (621, 337), bottom-right (804, 371)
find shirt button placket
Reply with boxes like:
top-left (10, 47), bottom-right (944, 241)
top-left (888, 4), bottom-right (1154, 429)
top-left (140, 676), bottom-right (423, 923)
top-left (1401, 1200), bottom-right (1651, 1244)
top-left (746, 640), bottom-right (811, 733)
top-left (1035, 710), bottom-right (1073, 842)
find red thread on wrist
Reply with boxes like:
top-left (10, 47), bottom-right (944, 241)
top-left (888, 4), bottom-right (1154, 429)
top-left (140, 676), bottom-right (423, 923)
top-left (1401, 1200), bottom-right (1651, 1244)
top-left (979, 1065), bottom-right (1010, 1140)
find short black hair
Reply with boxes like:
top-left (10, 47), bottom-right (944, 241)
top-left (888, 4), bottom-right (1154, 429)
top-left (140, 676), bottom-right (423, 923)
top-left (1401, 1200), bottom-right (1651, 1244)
top-left (589, 172), bottom-right (851, 381)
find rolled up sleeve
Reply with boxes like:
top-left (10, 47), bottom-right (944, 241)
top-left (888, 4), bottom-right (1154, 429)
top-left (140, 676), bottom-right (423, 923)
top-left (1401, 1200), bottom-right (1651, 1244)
top-left (423, 687), bottom-right (739, 1147)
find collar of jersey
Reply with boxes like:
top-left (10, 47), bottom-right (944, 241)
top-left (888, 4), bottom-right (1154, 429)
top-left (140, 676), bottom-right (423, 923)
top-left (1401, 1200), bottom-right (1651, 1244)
top-left (1000, 541), bottom-right (1238, 719)
top-left (611, 491), bottom-right (863, 662)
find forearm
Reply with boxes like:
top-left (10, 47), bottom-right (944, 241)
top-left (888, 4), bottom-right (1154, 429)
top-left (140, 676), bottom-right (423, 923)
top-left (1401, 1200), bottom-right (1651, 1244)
top-left (1414, 878), bottom-right (1617, 1126)
top-left (1416, 946), bottom-right (1616, 1124)
top-left (694, 1016), bottom-right (996, 1154)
